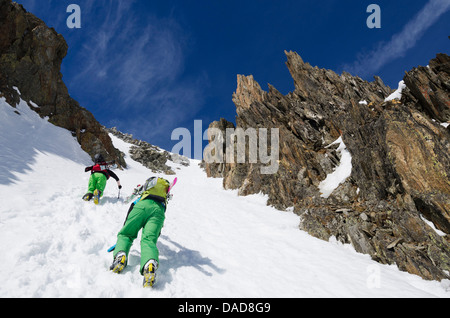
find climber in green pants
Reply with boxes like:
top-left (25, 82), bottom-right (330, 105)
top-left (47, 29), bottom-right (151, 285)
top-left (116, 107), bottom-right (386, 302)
top-left (83, 154), bottom-right (121, 204)
top-left (87, 172), bottom-right (107, 195)
top-left (110, 177), bottom-right (171, 288)
top-left (114, 199), bottom-right (165, 271)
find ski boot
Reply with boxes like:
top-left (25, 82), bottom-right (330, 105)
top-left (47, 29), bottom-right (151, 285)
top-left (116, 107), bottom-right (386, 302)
top-left (93, 189), bottom-right (102, 205)
top-left (142, 259), bottom-right (158, 288)
top-left (110, 251), bottom-right (127, 274)
top-left (82, 193), bottom-right (93, 201)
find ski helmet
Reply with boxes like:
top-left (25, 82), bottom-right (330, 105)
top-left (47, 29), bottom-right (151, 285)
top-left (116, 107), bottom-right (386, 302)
top-left (94, 154), bottom-right (105, 163)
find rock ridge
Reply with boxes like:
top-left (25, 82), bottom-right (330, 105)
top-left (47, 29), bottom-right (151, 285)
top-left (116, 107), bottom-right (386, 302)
top-left (204, 50), bottom-right (450, 281)
top-left (107, 127), bottom-right (189, 175)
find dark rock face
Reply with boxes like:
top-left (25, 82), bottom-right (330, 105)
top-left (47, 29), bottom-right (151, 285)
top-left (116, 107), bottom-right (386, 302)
top-left (204, 50), bottom-right (450, 281)
top-left (403, 53), bottom-right (450, 122)
top-left (0, 0), bottom-right (125, 167)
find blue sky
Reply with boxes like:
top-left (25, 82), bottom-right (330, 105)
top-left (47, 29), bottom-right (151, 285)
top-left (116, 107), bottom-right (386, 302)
top-left (16, 0), bottom-right (450, 158)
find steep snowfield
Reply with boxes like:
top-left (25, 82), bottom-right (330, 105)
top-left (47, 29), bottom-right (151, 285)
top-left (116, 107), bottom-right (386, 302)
top-left (1, 98), bottom-right (449, 298)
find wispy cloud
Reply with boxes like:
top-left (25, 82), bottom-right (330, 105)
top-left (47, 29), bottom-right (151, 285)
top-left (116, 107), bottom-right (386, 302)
top-left (343, 0), bottom-right (450, 78)
top-left (73, 0), bottom-right (141, 83)
top-left (69, 0), bottom-right (204, 130)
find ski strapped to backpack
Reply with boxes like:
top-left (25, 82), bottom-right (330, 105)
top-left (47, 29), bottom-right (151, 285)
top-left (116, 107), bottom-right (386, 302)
top-left (125, 177), bottom-right (177, 204)
top-left (108, 177), bottom-right (177, 253)
top-left (139, 177), bottom-right (170, 204)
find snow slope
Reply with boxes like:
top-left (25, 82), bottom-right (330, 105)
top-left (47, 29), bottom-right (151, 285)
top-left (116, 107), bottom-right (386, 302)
top-left (0, 97), bottom-right (449, 298)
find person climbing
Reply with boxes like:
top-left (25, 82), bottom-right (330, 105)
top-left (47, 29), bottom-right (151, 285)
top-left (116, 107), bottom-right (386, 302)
top-left (82, 154), bottom-right (121, 204)
top-left (110, 176), bottom-right (173, 288)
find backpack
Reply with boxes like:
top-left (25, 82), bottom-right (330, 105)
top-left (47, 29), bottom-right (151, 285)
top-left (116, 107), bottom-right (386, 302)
top-left (122, 177), bottom-right (171, 226)
top-left (139, 177), bottom-right (171, 204)
top-left (91, 162), bottom-right (109, 174)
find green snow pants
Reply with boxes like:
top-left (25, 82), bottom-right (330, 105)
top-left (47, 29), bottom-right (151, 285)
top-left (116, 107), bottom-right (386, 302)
top-left (114, 199), bottom-right (165, 274)
top-left (88, 173), bottom-right (107, 197)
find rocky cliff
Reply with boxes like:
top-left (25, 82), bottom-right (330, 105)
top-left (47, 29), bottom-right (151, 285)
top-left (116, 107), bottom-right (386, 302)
top-left (0, 0), bottom-right (125, 167)
top-left (107, 127), bottom-right (190, 175)
top-left (204, 51), bottom-right (450, 281)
